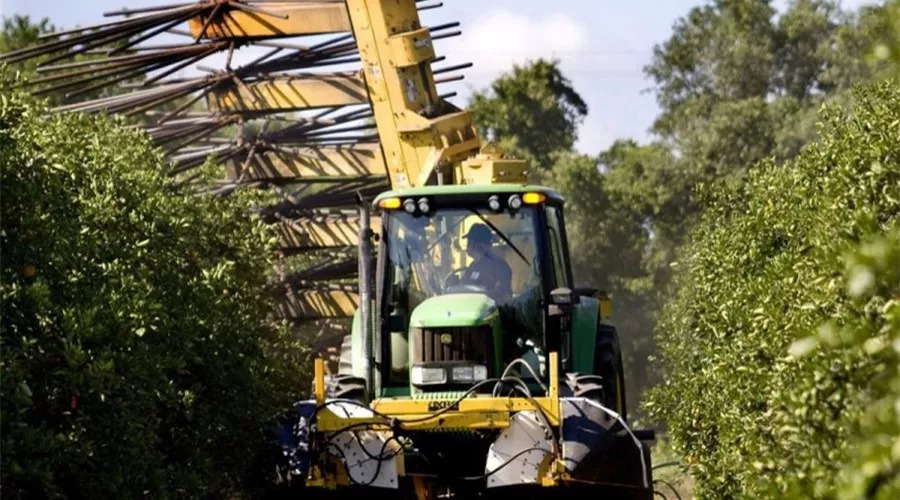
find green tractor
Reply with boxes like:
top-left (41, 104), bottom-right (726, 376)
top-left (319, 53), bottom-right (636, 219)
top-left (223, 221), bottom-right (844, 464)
top-left (283, 183), bottom-right (653, 499)
top-left (340, 184), bottom-right (626, 410)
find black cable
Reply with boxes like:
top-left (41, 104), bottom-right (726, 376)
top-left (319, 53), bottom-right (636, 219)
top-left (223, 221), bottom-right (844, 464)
top-left (354, 436), bottom-right (401, 486)
top-left (327, 399), bottom-right (399, 463)
top-left (322, 422), bottom-right (381, 446)
top-left (654, 479), bottom-right (684, 500)
top-left (653, 461), bottom-right (685, 470)
top-left (312, 376), bottom-right (563, 484)
top-left (496, 376), bottom-right (559, 457)
top-left (654, 491), bottom-right (670, 500)
top-left (391, 378), bottom-right (508, 423)
top-left (323, 436), bottom-right (402, 487)
top-left (315, 375), bottom-right (553, 429)
top-left (315, 398), bottom-right (393, 421)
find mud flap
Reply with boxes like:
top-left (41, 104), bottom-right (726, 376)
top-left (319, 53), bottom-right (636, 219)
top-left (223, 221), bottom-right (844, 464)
top-left (485, 411), bottom-right (553, 487)
top-left (274, 400), bottom-right (400, 489)
top-left (325, 401), bottom-right (400, 488)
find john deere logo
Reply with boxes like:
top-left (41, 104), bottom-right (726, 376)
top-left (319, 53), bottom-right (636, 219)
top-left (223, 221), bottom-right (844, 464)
top-left (427, 400), bottom-right (458, 411)
top-left (440, 333), bottom-right (453, 345)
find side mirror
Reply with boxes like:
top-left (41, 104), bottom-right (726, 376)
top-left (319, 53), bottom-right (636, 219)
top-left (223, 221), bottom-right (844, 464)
top-left (548, 287), bottom-right (576, 316)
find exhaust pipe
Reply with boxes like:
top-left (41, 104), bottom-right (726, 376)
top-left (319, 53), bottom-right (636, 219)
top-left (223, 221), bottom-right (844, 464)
top-left (357, 195), bottom-right (375, 395)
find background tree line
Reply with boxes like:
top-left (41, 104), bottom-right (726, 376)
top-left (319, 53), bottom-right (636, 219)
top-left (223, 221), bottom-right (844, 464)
top-left (467, 0), bottom-right (899, 497)
top-left (469, 0), bottom-right (900, 420)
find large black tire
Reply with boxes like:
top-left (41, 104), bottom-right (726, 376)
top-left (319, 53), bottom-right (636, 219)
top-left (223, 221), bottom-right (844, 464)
top-left (563, 324), bottom-right (626, 418)
top-left (317, 373), bottom-right (367, 402)
top-left (594, 323), bottom-right (627, 421)
top-left (337, 334), bottom-right (353, 375)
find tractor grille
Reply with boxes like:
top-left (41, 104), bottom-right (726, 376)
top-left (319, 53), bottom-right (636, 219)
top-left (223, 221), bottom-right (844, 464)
top-left (411, 326), bottom-right (493, 364)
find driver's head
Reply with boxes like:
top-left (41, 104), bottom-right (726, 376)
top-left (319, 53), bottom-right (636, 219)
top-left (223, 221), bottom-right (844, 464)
top-left (464, 223), bottom-right (492, 259)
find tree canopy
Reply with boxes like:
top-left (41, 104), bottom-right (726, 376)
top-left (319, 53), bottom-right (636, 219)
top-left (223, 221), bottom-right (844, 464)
top-left (646, 81), bottom-right (899, 498)
top-left (467, 0), bottom-right (900, 425)
top-left (469, 59), bottom-right (588, 168)
top-left (0, 73), bottom-right (305, 498)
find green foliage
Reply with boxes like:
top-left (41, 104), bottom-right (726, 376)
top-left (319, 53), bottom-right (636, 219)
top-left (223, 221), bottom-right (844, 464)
top-left (867, 0), bottom-right (900, 79)
top-left (637, 0), bottom-right (900, 275)
top-left (469, 59), bottom-right (587, 168)
top-left (540, 152), bottom-right (657, 413)
top-left (646, 81), bottom-right (900, 498)
top-left (0, 72), bottom-right (307, 498)
top-left (830, 229), bottom-right (900, 498)
top-left (0, 15), bottom-right (53, 54)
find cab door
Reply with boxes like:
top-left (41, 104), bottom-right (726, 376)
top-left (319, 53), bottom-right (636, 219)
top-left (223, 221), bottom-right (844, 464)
top-left (542, 203), bottom-right (576, 370)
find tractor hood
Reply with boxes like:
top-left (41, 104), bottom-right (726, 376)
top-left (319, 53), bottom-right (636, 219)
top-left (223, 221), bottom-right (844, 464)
top-left (409, 293), bottom-right (498, 328)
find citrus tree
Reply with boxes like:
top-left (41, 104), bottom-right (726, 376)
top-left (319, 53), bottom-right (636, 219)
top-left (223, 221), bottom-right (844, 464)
top-left (647, 80), bottom-right (900, 498)
top-left (0, 72), bottom-right (307, 498)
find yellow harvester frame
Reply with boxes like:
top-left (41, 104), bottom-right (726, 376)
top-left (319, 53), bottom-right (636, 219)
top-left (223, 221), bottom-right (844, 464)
top-left (308, 353), bottom-right (568, 489)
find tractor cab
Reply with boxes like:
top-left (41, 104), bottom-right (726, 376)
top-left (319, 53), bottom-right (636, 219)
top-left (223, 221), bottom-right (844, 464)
top-left (369, 185), bottom-right (578, 396)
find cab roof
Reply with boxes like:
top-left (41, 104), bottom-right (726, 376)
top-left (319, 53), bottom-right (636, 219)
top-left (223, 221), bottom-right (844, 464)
top-left (372, 184), bottom-right (564, 205)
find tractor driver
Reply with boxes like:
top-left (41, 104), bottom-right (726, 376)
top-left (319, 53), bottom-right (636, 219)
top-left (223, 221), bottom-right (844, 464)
top-left (458, 223), bottom-right (513, 302)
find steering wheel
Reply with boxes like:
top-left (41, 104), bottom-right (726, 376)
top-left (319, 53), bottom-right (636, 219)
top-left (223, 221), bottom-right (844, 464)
top-left (443, 268), bottom-right (486, 294)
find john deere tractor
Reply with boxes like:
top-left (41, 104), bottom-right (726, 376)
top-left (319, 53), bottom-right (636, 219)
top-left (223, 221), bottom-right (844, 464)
top-left (263, 1), bottom-right (654, 495)
top-left (276, 181), bottom-right (654, 499)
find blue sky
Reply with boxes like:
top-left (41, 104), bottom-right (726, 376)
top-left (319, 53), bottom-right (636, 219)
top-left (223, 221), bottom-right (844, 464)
top-left (0, 0), bottom-right (876, 154)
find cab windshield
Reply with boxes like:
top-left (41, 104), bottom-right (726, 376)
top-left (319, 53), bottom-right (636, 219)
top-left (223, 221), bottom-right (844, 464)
top-left (384, 206), bottom-right (542, 314)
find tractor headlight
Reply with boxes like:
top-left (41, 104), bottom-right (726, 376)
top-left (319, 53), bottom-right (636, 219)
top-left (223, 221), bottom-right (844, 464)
top-left (411, 366), bottom-right (447, 385)
top-left (508, 194), bottom-right (522, 210)
top-left (403, 198), bottom-right (417, 214)
top-left (451, 364), bottom-right (488, 383)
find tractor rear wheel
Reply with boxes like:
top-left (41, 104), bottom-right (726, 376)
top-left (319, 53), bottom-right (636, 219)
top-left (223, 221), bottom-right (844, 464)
top-left (564, 324), bottom-right (626, 419)
top-left (338, 334), bottom-right (353, 375)
top-left (594, 323), bottom-right (627, 421)
top-left (324, 374), bottom-right (367, 401)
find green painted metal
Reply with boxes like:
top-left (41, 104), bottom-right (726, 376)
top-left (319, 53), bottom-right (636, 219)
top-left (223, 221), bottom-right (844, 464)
top-left (350, 308), bottom-right (365, 379)
top-left (379, 386), bottom-right (410, 397)
top-left (411, 390), bottom-right (468, 400)
top-left (373, 184), bottom-right (564, 204)
top-left (408, 293), bottom-right (498, 328)
top-left (571, 297), bottom-right (600, 373)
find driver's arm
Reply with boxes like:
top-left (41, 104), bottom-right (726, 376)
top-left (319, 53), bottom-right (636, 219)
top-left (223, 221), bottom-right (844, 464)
top-left (491, 260), bottom-right (513, 302)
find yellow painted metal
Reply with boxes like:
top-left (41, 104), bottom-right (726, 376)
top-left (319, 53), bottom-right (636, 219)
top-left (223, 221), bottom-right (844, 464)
top-left (238, 146), bottom-right (385, 181)
top-left (317, 408), bottom-right (512, 431)
top-left (275, 290), bottom-right (359, 319)
top-left (598, 291), bottom-right (612, 320)
top-left (369, 397), bottom-right (559, 426)
top-left (314, 354), bottom-right (565, 429)
top-left (207, 74), bottom-right (367, 113)
top-left (188, 2), bottom-right (351, 40)
top-left (345, 0), bottom-right (481, 188)
top-left (387, 27), bottom-right (436, 67)
top-left (314, 357), bottom-right (326, 405)
top-left (312, 352), bottom-right (566, 487)
top-left (455, 148), bottom-right (528, 185)
top-left (276, 215), bottom-right (381, 250)
top-left (549, 352), bottom-right (559, 405)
